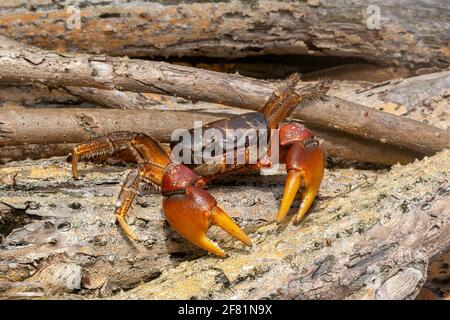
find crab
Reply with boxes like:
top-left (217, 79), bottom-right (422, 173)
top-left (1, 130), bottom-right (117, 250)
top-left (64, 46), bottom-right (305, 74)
top-left (68, 74), bottom-right (330, 257)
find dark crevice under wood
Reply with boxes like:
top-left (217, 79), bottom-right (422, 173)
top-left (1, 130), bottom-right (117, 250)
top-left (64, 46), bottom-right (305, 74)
top-left (145, 54), bottom-right (408, 81)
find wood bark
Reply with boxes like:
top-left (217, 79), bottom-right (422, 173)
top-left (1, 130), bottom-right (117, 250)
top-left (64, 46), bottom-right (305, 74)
top-left (0, 148), bottom-right (448, 299)
top-left (0, 108), bottom-right (422, 166)
top-left (2, 69), bottom-right (448, 131)
top-left (0, 36), bottom-right (449, 155)
top-left (0, 143), bottom-right (74, 165)
top-left (0, 1), bottom-right (448, 72)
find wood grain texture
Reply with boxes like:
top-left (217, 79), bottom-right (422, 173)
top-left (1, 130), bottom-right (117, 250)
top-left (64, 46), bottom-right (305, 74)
top-left (0, 0), bottom-right (448, 71)
top-left (0, 149), bottom-right (448, 299)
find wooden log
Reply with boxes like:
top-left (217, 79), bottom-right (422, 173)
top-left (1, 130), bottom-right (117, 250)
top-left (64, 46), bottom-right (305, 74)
top-left (0, 108), bottom-right (421, 166)
top-left (58, 87), bottom-right (163, 110)
top-left (0, 108), bottom-right (220, 147)
top-left (0, 143), bottom-right (74, 165)
top-left (334, 71), bottom-right (450, 131)
top-left (0, 0), bottom-right (448, 71)
top-left (0, 36), bottom-right (449, 155)
top-left (0, 149), bottom-right (448, 299)
top-left (3, 69), bottom-right (448, 132)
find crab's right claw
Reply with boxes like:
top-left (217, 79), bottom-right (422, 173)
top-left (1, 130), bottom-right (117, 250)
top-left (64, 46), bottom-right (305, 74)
top-left (163, 185), bottom-right (252, 257)
top-left (277, 141), bottom-right (325, 224)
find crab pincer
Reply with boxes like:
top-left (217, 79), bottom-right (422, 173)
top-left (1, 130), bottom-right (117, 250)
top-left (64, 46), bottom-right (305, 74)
top-left (276, 124), bottom-right (325, 224)
top-left (161, 163), bottom-right (252, 257)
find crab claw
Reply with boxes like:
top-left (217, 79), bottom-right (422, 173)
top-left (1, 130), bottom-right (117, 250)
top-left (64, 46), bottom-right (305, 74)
top-left (163, 185), bottom-right (252, 257)
top-left (277, 141), bottom-right (324, 224)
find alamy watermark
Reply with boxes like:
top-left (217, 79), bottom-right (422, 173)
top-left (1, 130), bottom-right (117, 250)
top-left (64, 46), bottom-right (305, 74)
top-left (66, 5), bottom-right (81, 30)
top-left (170, 121), bottom-right (280, 166)
top-left (366, 5), bottom-right (381, 30)
top-left (64, 5), bottom-right (383, 35)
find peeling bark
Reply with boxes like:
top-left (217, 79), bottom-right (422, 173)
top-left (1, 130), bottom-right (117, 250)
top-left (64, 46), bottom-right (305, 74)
top-left (0, 1), bottom-right (448, 71)
top-left (332, 71), bottom-right (450, 131)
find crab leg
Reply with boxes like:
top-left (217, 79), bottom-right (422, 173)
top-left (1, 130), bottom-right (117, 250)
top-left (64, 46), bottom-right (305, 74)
top-left (115, 168), bottom-right (141, 240)
top-left (162, 163), bottom-right (252, 256)
top-left (69, 132), bottom-right (170, 240)
top-left (69, 131), bottom-right (170, 179)
top-left (115, 163), bottom-right (166, 240)
top-left (277, 123), bottom-right (325, 224)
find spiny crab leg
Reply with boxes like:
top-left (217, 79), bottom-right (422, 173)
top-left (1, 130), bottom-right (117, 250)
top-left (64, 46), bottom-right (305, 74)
top-left (115, 168), bottom-right (141, 241)
top-left (163, 184), bottom-right (252, 257)
top-left (277, 124), bottom-right (325, 224)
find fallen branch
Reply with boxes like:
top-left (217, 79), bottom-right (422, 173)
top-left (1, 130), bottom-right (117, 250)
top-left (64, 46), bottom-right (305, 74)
top-left (0, 36), bottom-right (448, 155)
top-left (0, 149), bottom-right (448, 299)
top-left (0, 108), bottom-right (421, 165)
top-left (338, 71), bottom-right (450, 111)
top-left (0, 108), bottom-right (219, 146)
top-left (0, 144), bottom-right (75, 164)
top-left (1, 0), bottom-right (448, 70)
top-left (58, 86), bottom-right (162, 110)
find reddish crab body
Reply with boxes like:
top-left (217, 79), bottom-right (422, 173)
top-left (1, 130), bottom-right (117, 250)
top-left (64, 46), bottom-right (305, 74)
top-left (68, 74), bottom-right (330, 256)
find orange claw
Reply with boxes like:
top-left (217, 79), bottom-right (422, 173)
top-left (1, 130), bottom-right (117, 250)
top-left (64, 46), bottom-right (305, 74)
top-left (163, 185), bottom-right (252, 257)
top-left (277, 170), bottom-right (301, 223)
top-left (277, 141), bottom-right (325, 224)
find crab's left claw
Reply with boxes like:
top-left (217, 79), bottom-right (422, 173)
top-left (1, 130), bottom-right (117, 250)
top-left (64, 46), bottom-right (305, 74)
top-left (163, 185), bottom-right (252, 257)
top-left (277, 141), bottom-right (324, 224)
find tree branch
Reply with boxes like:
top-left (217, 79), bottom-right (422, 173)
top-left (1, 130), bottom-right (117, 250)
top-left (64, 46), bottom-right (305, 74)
top-left (0, 35), bottom-right (448, 155)
top-left (0, 108), bottom-right (421, 165)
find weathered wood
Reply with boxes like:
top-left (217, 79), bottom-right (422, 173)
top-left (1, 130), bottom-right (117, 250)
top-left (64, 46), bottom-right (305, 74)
top-left (58, 87), bottom-right (162, 110)
top-left (0, 108), bottom-right (218, 146)
top-left (333, 71), bottom-right (450, 131)
top-left (0, 148), bottom-right (448, 299)
top-left (0, 0), bottom-right (448, 302)
top-left (0, 143), bottom-right (74, 165)
top-left (0, 36), bottom-right (449, 155)
top-left (2, 69), bottom-right (448, 132)
top-left (0, 0), bottom-right (448, 71)
top-left (0, 83), bottom-right (84, 108)
top-left (116, 150), bottom-right (450, 300)
top-left (302, 63), bottom-right (411, 82)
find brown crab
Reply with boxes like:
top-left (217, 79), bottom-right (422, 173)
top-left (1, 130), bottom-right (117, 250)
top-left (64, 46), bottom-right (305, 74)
top-left (68, 74), bottom-right (330, 256)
